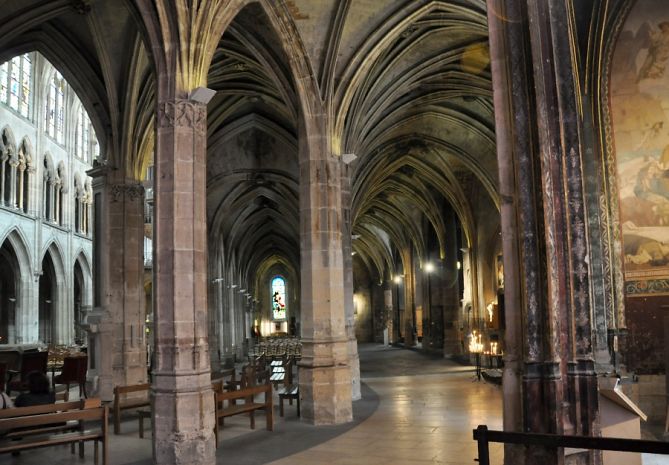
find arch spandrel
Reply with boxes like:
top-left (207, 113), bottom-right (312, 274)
top-left (0, 228), bottom-right (32, 276)
top-left (40, 240), bottom-right (66, 282)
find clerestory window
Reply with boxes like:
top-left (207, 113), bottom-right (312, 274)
top-left (0, 53), bottom-right (32, 118)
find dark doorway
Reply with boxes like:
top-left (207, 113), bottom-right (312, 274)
top-left (0, 240), bottom-right (19, 344)
top-left (39, 251), bottom-right (57, 343)
top-left (74, 260), bottom-right (84, 344)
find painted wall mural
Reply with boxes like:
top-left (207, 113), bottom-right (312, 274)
top-left (612, 0), bottom-right (669, 295)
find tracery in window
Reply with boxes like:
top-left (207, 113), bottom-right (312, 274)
top-left (19, 55), bottom-right (31, 117)
top-left (46, 72), bottom-right (65, 143)
top-left (271, 276), bottom-right (287, 321)
top-left (75, 106), bottom-right (89, 160)
top-left (0, 54), bottom-right (32, 118)
top-left (0, 62), bottom-right (7, 104)
top-left (75, 104), bottom-right (99, 163)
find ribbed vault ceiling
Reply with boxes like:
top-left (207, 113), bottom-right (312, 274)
top-left (341, 1), bottom-right (496, 277)
top-left (0, 0), bottom-right (499, 286)
top-left (206, 3), bottom-right (299, 283)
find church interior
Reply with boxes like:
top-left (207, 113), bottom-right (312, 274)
top-left (0, 0), bottom-right (668, 464)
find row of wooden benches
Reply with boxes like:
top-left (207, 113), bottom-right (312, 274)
top-left (0, 370), bottom-right (299, 465)
top-left (0, 379), bottom-right (285, 465)
top-left (113, 372), bottom-right (299, 445)
top-left (0, 398), bottom-right (108, 464)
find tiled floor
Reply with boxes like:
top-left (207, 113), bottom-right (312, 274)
top-left (265, 345), bottom-right (503, 465)
top-left (0, 345), bottom-right (502, 465)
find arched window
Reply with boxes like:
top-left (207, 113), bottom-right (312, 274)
top-left (0, 53), bottom-right (32, 117)
top-left (46, 71), bottom-right (65, 143)
top-left (75, 103), bottom-right (100, 163)
top-left (271, 276), bottom-right (287, 321)
top-left (75, 106), bottom-right (90, 160)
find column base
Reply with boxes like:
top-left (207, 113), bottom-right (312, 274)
top-left (299, 363), bottom-right (353, 425)
top-left (349, 352), bottom-right (361, 401)
top-left (346, 334), bottom-right (361, 401)
top-left (153, 388), bottom-right (216, 465)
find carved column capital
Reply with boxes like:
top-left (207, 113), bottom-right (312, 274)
top-left (110, 183), bottom-right (145, 203)
top-left (158, 99), bottom-right (207, 133)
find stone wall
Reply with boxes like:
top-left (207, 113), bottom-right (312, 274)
top-left (353, 288), bottom-right (373, 342)
top-left (623, 296), bottom-right (667, 374)
top-left (624, 375), bottom-right (666, 423)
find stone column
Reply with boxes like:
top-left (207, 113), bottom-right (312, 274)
top-left (83, 199), bottom-right (89, 235)
top-left (48, 180), bottom-right (55, 222)
top-left (488, 0), bottom-right (600, 463)
top-left (442, 205), bottom-right (461, 356)
top-left (383, 282), bottom-right (393, 344)
top-left (26, 165), bottom-right (35, 215)
top-left (298, 121), bottom-right (352, 424)
top-left (401, 248), bottom-right (416, 348)
top-left (8, 160), bottom-right (18, 208)
top-left (17, 164), bottom-right (24, 211)
top-left (0, 155), bottom-right (6, 206)
top-left (54, 180), bottom-right (61, 224)
top-left (341, 162), bottom-right (361, 401)
top-left (87, 164), bottom-right (148, 400)
top-left (152, 98), bottom-right (215, 464)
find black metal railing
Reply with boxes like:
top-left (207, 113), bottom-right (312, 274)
top-left (473, 425), bottom-right (669, 465)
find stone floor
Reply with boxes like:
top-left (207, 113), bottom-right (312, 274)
top-left (0, 344), bottom-right (667, 464)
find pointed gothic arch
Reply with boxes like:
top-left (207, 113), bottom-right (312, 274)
top-left (39, 240), bottom-right (66, 344)
top-left (0, 228), bottom-right (32, 343)
top-left (73, 251), bottom-right (92, 345)
top-left (0, 228), bottom-right (34, 344)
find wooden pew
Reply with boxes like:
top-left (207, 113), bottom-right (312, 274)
top-left (113, 383), bottom-right (150, 434)
top-left (213, 382), bottom-right (273, 446)
top-left (0, 399), bottom-right (84, 440)
top-left (0, 398), bottom-right (108, 465)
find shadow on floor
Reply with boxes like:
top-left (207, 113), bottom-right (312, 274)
top-left (121, 383), bottom-right (380, 465)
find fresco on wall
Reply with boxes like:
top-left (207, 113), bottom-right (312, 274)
top-left (612, 0), bottom-right (669, 295)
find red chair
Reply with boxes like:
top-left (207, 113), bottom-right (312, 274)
top-left (7, 350), bottom-right (49, 395)
top-left (53, 355), bottom-right (88, 400)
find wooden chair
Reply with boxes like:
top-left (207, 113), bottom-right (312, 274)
top-left (113, 383), bottom-right (150, 434)
top-left (277, 357), bottom-right (299, 417)
top-left (7, 350), bottom-right (49, 395)
top-left (53, 355), bottom-right (88, 400)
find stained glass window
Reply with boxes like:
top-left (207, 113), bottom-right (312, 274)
top-left (271, 276), bottom-right (287, 321)
top-left (0, 54), bottom-right (31, 117)
top-left (76, 106), bottom-right (89, 160)
top-left (9, 56), bottom-right (20, 110)
top-left (19, 54), bottom-right (31, 117)
top-left (0, 62), bottom-right (7, 103)
top-left (47, 71), bottom-right (65, 143)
